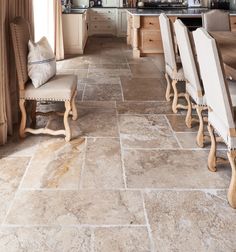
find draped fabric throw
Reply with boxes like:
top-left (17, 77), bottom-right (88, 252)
top-left (0, 0), bottom-right (33, 145)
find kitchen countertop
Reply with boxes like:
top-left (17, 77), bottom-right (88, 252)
top-left (127, 8), bottom-right (236, 17)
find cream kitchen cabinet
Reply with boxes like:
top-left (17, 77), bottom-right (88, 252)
top-left (102, 0), bottom-right (120, 7)
top-left (62, 12), bottom-right (88, 54)
top-left (117, 9), bottom-right (127, 37)
top-left (89, 8), bottom-right (116, 35)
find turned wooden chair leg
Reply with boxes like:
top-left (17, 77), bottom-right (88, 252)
top-left (64, 100), bottom-right (71, 142)
top-left (185, 93), bottom-right (192, 128)
top-left (171, 79), bottom-right (178, 113)
top-left (19, 99), bottom-right (27, 138)
top-left (30, 100), bottom-right (37, 128)
top-left (207, 123), bottom-right (217, 172)
top-left (196, 105), bottom-right (204, 148)
top-left (227, 150), bottom-right (236, 208)
top-left (165, 73), bottom-right (172, 101)
top-left (71, 91), bottom-right (78, 121)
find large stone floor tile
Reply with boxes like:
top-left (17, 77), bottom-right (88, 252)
top-left (166, 114), bottom-right (199, 132)
top-left (129, 62), bottom-right (163, 78)
top-left (88, 69), bottom-right (131, 78)
top-left (81, 138), bottom-right (124, 189)
top-left (121, 77), bottom-right (166, 101)
top-left (0, 227), bottom-right (92, 252)
top-left (94, 227), bottom-right (150, 252)
top-left (20, 138), bottom-right (85, 189)
top-left (89, 63), bottom-right (129, 69)
top-left (0, 157), bottom-right (29, 223)
top-left (83, 84), bottom-right (123, 101)
top-left (123, 149), bottom-right (230, 189)
top-left (116, 101), bottom-right (173, 115)
top-left (78, 77), bottom-right (121, 85)
top-left (144, 191), bottom-right (236, 252)
top-left (119, 115), bottom-right (179, 148)
top-left (57, 69), bottom-right (88, 79)
top-left (4, 190), bottom-right (145, 225)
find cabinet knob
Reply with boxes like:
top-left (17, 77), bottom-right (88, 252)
top-left (149, 22), bottom-right (153, 25)
top-left (149, 39), bottom-right (153, 42)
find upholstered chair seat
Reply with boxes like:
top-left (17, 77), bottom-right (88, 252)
top-left (165, 63), bottom-right (184, 81)
top-left (23, 75), bottom-right (77, 101)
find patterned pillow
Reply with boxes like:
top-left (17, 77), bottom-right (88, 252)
top-left (28, 37), bottom-right (56, 88)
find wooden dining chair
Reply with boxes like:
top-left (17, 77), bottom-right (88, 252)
top-left (202, 10), bottom-right (231, 32)
top-left (159, 13), bottom-right (187, 113)
top-left (193, 27), bottom-right (236, 208)
top-left (174, 19), bottom-right (207, 147)
top-left (11, 17), bottom-right (78, 142)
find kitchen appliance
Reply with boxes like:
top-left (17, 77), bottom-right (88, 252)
top-left (210, 0), bottom-right (230, 10)
top-left (136, 0), bottom-right (187, 9)
top-left (188, 0), bottom-right (202, 8)
top-left (90, 0), bottom-right (102, 7)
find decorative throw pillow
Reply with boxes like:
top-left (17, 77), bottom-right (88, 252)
top-left (28, 37), bottom-right (56, 88)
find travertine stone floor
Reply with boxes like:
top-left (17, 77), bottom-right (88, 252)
top-left (0, 36), bottom-right (236, 251)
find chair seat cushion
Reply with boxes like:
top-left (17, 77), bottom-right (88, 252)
top-left (228, 80), bottom-right (236, 106)
top-left (22, 74), bottom-right (77, 101)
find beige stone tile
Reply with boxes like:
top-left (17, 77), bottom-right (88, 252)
top-left (94, 227), bottom-right (150, 252)
top-left (175, 132), bottom-right (227, 150)
top-left (0, 134), bottom-right (41, 157)
top-left (166, 114), bottom-right (199, 132)
top-left (151, 55), bottom-right (165, 72)
top-left (0, 157), bottom-right (29, 223)
top-left (57, 69), bottom-right (88, 79)
top-left (82, 138), bottom-right (124, 189)
top-left (77, 101), bottom-right (116, 110)
top-left (129, 62), bottom-right (163, 78)
top-left (57, 57), bottom-right (89, 70)
top-left (83, 84), bottom-right (123, 101)
top-left (5, 190), bottom-right (145, 225)
top-left (121, 77), bottom-right (166, 101)
top-left (78, 77), bottom-right (121, 85)
top-left (89, 63), bottom-right (129, 69)
top-left (88, 69), bottom-right (131, 78)
top-left (20, 138), bottom-right (85, 189)
top-left (119, 115), bottom-right (179, 148)
top-left (116, 101), bottom-right (173, 115)
top-left (123, 149), bottom-right (230, 189)
top-left (0, 227), bottom-right (92, 252)
top-left (144, 191), bottom-right (236, 251)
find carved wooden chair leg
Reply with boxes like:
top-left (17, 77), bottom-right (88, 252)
top-left (71, 91), bottom-right (78, 121)
top-left (185, 93), bottom-right (192, 128)
top-left (30, 100), bottom-right (37, 128)
top-left (227, 150), bottom-right (236, 208)
top-left (207, 123), bottom-right (217, 172)
top-left (165, 73), bottom-right (173, 101)
top-left (64, 100), bottom-right (72, 142)
top-left (19, 99), bottom-right (27, 138)
top-left (171, 79), bottom-right (178, 113)
top-left (196, 105), bottom-right (204, 148)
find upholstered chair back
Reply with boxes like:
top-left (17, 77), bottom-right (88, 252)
top-left (159, 13), bottom-right (177, 71)
top-left (10, 17), bottom-right (31, 90)
top-left (193, 28), bottom-right (234, 129)
top-left (174, 19), bottom-right (203, 100)
top-left (202, 10), bottom-right (230, 32)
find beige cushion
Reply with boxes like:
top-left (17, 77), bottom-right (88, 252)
top-left (22, 74), bottom-right (77, 101)
top-left (28, 37), bottom-right (56, 88)
top-left (166, 63), bottom-right (185, 81)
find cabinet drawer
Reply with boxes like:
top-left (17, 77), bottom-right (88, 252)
top-left (140, 30), bottom-right (163, 53)
top-left (91, 14), bottom-right (114, 22)
top-left (141, 17), bottom-right (160, 29)
top-left (230, 16), bottom-right (236, 31)
top-left (90, 8), bottom-right (116, 16)
top-left (90, 22), bottom-right (115, 32)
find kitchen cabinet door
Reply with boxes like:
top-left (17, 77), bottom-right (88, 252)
top-left (117, 9), bottom-right (127, 37)
top-left (102, 0), bottom-right (119, 7)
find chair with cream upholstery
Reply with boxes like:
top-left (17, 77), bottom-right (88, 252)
top-left (193, 27), bottom-right (236, 208)
top-left (159, 13), bottom-right (187, 113)
top-left (10, 17), bottom-right (78, 142)
top-left (174, 19), bottom-right (207, 147)
top-left (202, 9), bottom-right (231, 32)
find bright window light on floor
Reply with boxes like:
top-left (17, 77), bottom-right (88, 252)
top-left (33, 0), bottom-right (55, 51)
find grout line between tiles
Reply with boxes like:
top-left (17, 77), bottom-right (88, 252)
top-left (115, 101), bottom-right (127, 189)
top-left (141, 191), bottom-right (156, 252)
top-left (119, 77), bottom-right (125, 102)
top-left (164, 114), bottom-right (183, 149)
top-left (79, 137), bottom-right (88, 189)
